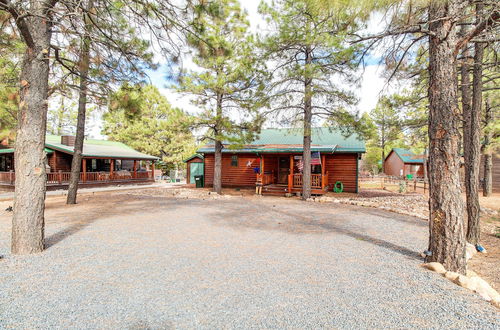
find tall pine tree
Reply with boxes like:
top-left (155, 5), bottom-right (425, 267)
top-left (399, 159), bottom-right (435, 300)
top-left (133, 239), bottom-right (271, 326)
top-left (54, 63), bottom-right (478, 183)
top-left (177, 0), bottom-right (266, 194)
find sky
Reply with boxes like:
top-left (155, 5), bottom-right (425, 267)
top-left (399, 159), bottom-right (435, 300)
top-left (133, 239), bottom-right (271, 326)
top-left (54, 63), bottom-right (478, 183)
top-left (90, 1), bottom-right (390, 138)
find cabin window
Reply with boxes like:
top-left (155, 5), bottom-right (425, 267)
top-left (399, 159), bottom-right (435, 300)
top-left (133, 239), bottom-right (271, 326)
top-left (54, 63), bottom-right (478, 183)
top-left (231, 155), bottom-right (238, 167)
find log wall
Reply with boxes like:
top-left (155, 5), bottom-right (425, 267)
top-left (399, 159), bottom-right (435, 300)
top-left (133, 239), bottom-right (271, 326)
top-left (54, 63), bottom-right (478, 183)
top-left (325, 153), bottom-right (358, 193)
top-left (204, 153), bottom-right (260, 187)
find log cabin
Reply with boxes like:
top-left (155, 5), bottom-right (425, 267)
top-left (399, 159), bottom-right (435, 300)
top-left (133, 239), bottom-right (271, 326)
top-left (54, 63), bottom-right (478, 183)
top-left (0, 135), bottom-right (158, 191)
top-left (384, 148), bottom-right (425, 178)
top-left (185, 127), bottom-right (366, 196)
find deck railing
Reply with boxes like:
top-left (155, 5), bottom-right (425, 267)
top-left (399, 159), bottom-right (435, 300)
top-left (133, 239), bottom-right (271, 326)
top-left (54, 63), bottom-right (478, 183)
top-left (0, 170), bottom-right (153, 185)
top-left (292, 174), bottom-right (323, 188)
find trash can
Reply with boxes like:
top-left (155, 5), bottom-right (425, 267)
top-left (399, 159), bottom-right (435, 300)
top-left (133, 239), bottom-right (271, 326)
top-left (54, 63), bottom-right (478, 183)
top-left (406, 174), bottom-right (413, 180)
top-left (194, 175), bottom-right (204, 188)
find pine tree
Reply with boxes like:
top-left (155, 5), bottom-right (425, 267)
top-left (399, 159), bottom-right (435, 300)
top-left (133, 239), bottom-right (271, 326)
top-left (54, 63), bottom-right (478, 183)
top-left (177, 0), bottom-right (266, 194)
top-left (103, 84), bottom-right (197, 169)
top-left (260, 0), bottom-right (361, 199)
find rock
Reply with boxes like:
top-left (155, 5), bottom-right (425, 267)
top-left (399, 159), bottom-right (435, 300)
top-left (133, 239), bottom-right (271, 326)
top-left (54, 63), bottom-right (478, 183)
top-left (492, 298), bottom-right (500, 309)
top-left (306, 198), bottom-right (314, 202)
top-left (422, 262), bottom-right (446, 274)
top-left (465, 243), bottom-right (477, 261)
top-left (444, 271), bottom-right (460, 281)
top-left (454, 275), bottom-right (478, 291)
top-left (473, 277), bottom-right (500, 302)
top-left (466, 269), bottom-right (478, 278)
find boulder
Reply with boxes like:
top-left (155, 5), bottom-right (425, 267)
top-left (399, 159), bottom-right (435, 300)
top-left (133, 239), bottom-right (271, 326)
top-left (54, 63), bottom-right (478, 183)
top-left (421, 262), bottom-right (447, 274)
top-left (466, 269), bottom-right (478, 278)
top-left (473, 277), bottom-right (500, 302)
top-left (454, 275), bottom-right (478, 291)
top-left (444, 271), bottom-right (460, 281)
top-left (465, 243), bottom-right (477, 261)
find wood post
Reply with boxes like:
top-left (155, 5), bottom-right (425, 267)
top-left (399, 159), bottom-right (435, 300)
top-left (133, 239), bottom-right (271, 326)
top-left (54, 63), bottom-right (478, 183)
top-left (82, 158), bottom-right (87, 183)
top-left (289, 155), bottom-right (294, 192)
top-left (151, 160), bottom-right (155, 180)
top-left (58, 170), bottom-right (62, 184)
top-left (321, 154), bottom-right (326, 189)
top-left (110, 159), bottom-right (114, 180)
top-left (133, 160), bottom-right (137, 179)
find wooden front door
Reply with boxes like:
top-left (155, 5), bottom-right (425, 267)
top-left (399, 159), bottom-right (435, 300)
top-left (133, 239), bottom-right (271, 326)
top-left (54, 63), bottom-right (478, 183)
top-left (278, 157), bottom-right (290, 184)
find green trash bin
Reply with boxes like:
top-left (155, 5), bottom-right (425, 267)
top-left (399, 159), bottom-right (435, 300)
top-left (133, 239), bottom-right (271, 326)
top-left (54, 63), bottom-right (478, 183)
top-left (406, 174), bottom-right (413, 180)
top-left (194, 175), bottom-right (204, 188)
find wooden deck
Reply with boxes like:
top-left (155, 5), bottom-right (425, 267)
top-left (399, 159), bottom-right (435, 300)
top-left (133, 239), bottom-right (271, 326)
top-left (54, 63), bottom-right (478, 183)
top-left (0, 171), bottom-right (154, 191)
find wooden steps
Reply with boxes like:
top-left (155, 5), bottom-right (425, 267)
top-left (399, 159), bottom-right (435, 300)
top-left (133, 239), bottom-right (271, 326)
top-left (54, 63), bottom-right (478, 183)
top-left (261, 184), bottom-right (289, 196)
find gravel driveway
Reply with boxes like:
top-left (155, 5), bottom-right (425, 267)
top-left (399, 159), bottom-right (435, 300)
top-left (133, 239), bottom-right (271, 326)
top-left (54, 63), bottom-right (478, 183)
top-left (0, 192), bottom-right (498, 328)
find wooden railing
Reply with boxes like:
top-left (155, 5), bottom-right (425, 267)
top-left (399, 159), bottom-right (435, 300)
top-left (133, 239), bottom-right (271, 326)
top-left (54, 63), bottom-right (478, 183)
top-left (0, 171), bottom-right (15, 184)
top-left (0, 170), bottom-right (153, 185)
top-left (290, 173), bottom-right (329, 190)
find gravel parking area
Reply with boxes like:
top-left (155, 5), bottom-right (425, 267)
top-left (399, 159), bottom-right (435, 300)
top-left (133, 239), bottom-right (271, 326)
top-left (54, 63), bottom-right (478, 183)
top-left (0, 190), bottom-right (499, 328)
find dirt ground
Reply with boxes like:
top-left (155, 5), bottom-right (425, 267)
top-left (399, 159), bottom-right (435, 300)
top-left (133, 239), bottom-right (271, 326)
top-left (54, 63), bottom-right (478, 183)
top-left (1, 186), bottom-right (498, 295)
top-left (1, 187), bottom-right (499, 327)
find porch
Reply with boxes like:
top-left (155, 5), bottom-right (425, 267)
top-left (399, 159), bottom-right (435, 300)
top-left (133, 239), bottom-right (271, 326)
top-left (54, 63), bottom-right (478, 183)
top-left (255, 154), bottom-right (329, 196)
top-left (0, 158), bottom-right (155, 191)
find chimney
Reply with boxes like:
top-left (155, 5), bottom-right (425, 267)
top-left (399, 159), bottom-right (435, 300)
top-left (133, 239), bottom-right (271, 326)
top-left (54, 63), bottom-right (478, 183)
top-left (61, 135), bottom-right (76, 147)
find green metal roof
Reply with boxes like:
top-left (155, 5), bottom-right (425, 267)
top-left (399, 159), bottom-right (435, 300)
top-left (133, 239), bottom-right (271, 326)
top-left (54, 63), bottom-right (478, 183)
top-left (390, 148), bottom-right (424, 164)
top-left (0, 148), bottom-right (53, 154)
top-left (197, 127), bottom-right (366, 154)
top-left (44, 135), bottom-right (158, 160)
top-left (183, 154), bottom-right (204, 163)
top-left (0, 148), bottom-right (15, 154)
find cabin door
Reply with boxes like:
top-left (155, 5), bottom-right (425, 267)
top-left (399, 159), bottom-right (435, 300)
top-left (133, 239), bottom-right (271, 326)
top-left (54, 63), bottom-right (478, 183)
top-left (189, 163), bottom-right (204, 184)
top-left (278, 157), bottom-right (290, 184)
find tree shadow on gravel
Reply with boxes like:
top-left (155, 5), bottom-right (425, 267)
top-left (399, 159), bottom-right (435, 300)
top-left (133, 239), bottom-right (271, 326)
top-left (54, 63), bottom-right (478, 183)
top-left (44, 194), bottom-right (197, 249)
top-left (207, 200), bottom-right (422, 261)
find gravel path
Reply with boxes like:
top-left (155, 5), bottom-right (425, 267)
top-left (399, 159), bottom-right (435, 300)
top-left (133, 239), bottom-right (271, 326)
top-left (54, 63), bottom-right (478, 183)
top-left (0, 193), bottom-right (499, 328)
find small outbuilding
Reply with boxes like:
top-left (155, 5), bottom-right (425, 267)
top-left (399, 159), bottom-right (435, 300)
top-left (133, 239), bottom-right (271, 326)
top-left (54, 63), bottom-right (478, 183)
top-left (384, 148), bottom-right (425, 178)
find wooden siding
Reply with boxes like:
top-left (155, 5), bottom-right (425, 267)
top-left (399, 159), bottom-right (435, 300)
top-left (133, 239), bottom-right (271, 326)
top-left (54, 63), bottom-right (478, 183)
top-left (203, 152), bottom-right (359, 193)
top-left (384, 151), bottom-right (404, 177)
top-left (186, 157), bottom-right (203, 184)
top-left (204, 153), bottom-right (260, 187)
top-left (48, 150), bottom-right (72, 172)
top-left (325, 153), bottom-right (358, 193)
top-left (384, 151), bottom-right (424, 177)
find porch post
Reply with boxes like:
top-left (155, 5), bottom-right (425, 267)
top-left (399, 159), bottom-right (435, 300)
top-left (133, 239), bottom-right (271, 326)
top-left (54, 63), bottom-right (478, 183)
top-left (288, 155), bottom-right (294, 192)
top-left (133, 160), bottom-right (137, 179)
top-left (259, 156), bottom-right (265, 194)
top-left (151, 160), bottom-right (155, 181)
top-left (82, 158), bottom-right (87, 183)
top-left (321, 154), bottom-right (326, 189)
top-left (110, 159), bottom-right (115, 180)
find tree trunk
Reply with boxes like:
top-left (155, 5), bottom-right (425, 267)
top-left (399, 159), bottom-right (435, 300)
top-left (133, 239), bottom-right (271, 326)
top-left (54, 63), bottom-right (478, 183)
top-left (213, 140), bottom-right (222, 194)
top-left (11, 13), bottom-right (52, 254)
top-left (465, 2), bottom-right (485, 244)
top-left (213, 92), bottom-right (223, 195)
top-left (302, 45), bottom-right (312, 200)
top-left (426, 1), bottom-right (466, 273)
top-left (483, 96), bottom-right (492, 197)
top-left (67, 1), bottom-right (93, 205)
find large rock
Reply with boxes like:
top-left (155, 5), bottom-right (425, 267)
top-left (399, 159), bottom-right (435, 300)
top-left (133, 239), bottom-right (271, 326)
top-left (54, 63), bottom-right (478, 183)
top-left (473, 277), bottom-right (500, 302)
top-left (444, 271), bottom-right (460, 281)
top-left (421, 262), bottom-right (446, 274)
top-left (465, 243), bottom-right (477, 261)
top-left (454, 275), bottom-right (478, 291)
